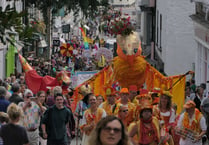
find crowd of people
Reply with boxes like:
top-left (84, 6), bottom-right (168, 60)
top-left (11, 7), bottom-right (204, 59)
top-left (0, 70), bottom-right (209, 145)
top-left (28, 38), bottom-right (111, 78)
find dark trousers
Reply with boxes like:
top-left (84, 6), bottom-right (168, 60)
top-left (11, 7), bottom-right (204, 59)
top-left (47, 140), bottom-right (67, 145)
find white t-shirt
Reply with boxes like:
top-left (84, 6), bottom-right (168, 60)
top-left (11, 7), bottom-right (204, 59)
top-left (177, 112), bottom-right (207, 145)
top-left (160, 108), bottom-right (176, 123)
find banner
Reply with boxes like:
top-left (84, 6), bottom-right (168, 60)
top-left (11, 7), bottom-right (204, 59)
top-left (71, 71), bottom-right (98, 88)
top-left (145, 63), bottom-right (186, 114)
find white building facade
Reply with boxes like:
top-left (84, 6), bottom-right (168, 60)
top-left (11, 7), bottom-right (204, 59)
top-left (155, 0), bottom-right (196, 76)
top-left (190, 0), bottom-right (209, 85)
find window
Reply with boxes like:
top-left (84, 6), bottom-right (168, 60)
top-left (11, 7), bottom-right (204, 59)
top-left (159, 14), bottom-right (162, 51)
top-left (132, 11), bottom-right (136, 15)
top-left (156, 10), bottom-right (159, 46)
top-left (197, 43), bottom-right (209, 83)
top-left (196, 2), bottom-right (205, 16)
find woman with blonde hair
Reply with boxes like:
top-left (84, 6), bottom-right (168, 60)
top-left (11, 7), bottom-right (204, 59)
top-left (157, 91), bottom-right (175, 145)
top-left (88, 115), bottom-right (130, 145)
top-left (0, 103), bottom-right (29, 145)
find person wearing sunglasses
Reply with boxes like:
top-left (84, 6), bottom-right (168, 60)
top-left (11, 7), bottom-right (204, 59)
top-left (118, 105), bottom-right (129, 128)
top-left (88, 115), bottom-right (129, 145)
top-left (115, 88), bottom-right (136, 128)
top-left (18, 89), bottom-right (43, 145)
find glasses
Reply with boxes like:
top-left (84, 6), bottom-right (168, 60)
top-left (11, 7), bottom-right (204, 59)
top-left (120, 109), bottom-right (128, 112)
top-left (39, 95), bottom-right (45, 97)
top-left (26, 96), bottom-right (33, 98)
top-left (103, 126), bottom-right (121, 134)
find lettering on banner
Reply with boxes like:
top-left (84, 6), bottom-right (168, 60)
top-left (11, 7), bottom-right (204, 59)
top-left (77, 73), bottom-right (95, 86)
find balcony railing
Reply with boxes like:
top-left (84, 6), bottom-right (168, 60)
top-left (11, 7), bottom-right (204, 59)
top-left (138, 0), bottom-right (155, 7)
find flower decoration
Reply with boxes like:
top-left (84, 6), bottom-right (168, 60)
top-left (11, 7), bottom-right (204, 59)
top-left (108, 16), bottom-right (135, 36)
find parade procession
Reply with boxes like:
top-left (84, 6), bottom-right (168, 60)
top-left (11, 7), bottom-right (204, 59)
top-left (0, 0), bottom-right (209, 145)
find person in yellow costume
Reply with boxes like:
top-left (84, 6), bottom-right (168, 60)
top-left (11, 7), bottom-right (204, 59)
top-left (99, 87), bottom-right (118, 116)
top-left (115, 88), bottom-right (136, 127)
top-left (128, 85), bottom-right (139, 105)
top-left (135, 89), bottom-right (154, 120)
top-left (129, 100), bottom-right (160, 145)
top-left (80, 93), bottom-right (106, 145)
top-left (176, 100), bottom-right (207, 145)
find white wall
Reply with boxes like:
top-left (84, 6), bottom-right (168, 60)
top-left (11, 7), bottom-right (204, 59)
top-left (111, 0), bottom-right (136, 5)
top-left (156, 0), bottom-right (196, 76)
top-left (193, 22), bottom-right (209, 85)
top-left (0, 43), bottom-right (6, 80)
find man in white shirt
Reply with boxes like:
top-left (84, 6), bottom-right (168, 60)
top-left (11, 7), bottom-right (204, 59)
top-left (177, 100), bottom-right (207, 145)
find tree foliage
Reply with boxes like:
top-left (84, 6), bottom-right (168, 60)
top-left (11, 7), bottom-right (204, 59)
top-left (0, 0), bottom-right (109, 45)
top-left (0, 5), bottom-right (43, 46)
top-left (26, 0), bottom-right (109, 24)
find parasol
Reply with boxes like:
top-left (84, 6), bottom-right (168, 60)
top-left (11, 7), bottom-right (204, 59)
top-left (60, 43), bottom-right (74, 57)
top-left (95, 47), bottom-right (113, 62)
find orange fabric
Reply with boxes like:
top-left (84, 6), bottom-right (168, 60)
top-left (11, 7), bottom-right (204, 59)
top-left (19, 54), bottom-right (33, 72)
top-left (116, 44), bottom-right (141, 61)
top-left (80, 108), bottom-right (104, 135)
top-left (71, 61), bottom-right (186, 114)
top-left (101, 101), bottom-right (117, 116)
top-left (113, 56), bottom-right (146, 88)
top-left (71, 66), bottom-right (114, 112)
top-left (182, 108), bottom-right (203, 133)
top-left (137, 117), bottom-right (160, 144)
top-left (162, 115), bottom-right (170, 128)
top-left (115, 101), bottom-right (136, 125)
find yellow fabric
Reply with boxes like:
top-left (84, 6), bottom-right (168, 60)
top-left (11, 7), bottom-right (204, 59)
top-left (87, 37), bottom-right (93, 44)
top-left (113, 56), bottom-right (146, 88)
top-left (80, 108), bottom-right (104, 135)
top-left (72, 63), bottom-right (186, 114)
top-left (101, 101), bottom-right (117, 116)
top-left (145, 64), bottom-right (186, 114)
top-left (128, 122), bottom-right (139, 142)
top-left (131, 98), bottom-right (139, 106)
